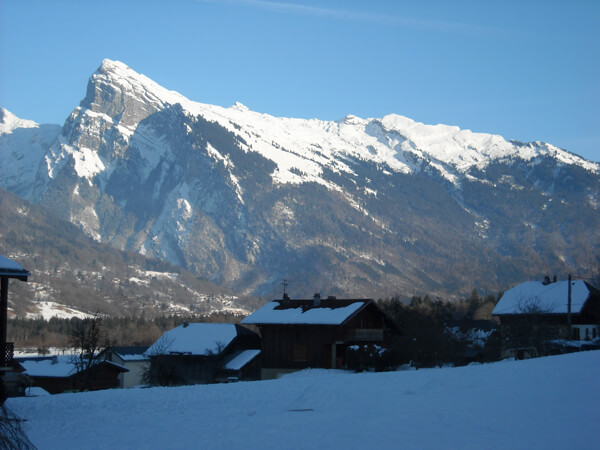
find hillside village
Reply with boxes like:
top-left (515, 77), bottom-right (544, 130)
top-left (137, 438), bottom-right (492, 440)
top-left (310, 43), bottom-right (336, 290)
top-left (1, 254), bottom-right (599, 398)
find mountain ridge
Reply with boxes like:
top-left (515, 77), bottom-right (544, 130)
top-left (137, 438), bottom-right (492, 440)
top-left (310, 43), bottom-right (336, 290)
top-left (0, 187), bottom-right (253, 318)
top-left (2, 59), bottom-right (599, 302)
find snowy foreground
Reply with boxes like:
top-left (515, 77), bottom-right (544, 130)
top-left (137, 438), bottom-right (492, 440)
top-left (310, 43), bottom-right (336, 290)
top-left (8, 351), bottom-right (599, 449)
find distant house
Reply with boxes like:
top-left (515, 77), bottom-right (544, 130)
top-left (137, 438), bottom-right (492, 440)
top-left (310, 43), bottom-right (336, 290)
top-left (241, 294), bottom-right (397, 379)
top-left (492, 278), bottom-right (600, 341)
top-left (18, 356), bottom-right (128, 394)
top-left (145, 323), bottom-right (260, 385)
top-left (97, 346), bottom-right (149, 388)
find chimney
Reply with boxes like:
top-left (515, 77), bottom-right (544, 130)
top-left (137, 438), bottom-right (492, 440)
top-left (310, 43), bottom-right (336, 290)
top-left (313, 293), bottom-right (321, 306)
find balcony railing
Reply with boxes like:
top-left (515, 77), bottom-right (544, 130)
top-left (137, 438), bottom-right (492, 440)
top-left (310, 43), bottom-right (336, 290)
top-left (1, 342), bottom-right (14, 367)
top-left (345, 329), bottom-right (384, 341)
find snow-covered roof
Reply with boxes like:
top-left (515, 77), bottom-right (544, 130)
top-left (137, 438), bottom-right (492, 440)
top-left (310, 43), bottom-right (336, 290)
top-left (20, 356), bottom-right (76, 378)
top-left (0, 254), bottom-right (30, 279)
top-left (118, 354), bottom-right (148, 362)
top-left (224, 349), bottom-right (261, 371)
top-left (492, 280), bottom-right (594, 315)
top-left (145, 323), bottom-right (240, 356)
top-left (25, 386), bottom-right (50, 397)
top-left (102, 360), bottom-right (129, 372)
top-left (241, 299), bottom-right (368, 325)
top-left (20, 356), bottom-right (128, 378)
top-left (108, 346), bottom-right (149, 361)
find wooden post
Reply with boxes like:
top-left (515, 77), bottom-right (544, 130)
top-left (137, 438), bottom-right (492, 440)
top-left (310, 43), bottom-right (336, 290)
top-left (0, 277), bottom-right (8, 363)
top-left (331, 343), bottom-right (337, 369)
top-left (567, 274), bottom-right (572, 340)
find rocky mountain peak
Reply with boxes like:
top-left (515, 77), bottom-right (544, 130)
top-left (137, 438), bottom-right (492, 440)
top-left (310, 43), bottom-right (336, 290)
top-left (79, 59), bottom-right (185, 128)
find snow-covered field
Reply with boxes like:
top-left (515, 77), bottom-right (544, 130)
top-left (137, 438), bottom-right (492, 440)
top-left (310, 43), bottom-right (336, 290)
top-left (7, 351), bottom-right (598, 449)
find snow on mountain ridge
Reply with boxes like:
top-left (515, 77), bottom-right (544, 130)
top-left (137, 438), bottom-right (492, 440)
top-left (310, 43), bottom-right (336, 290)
top-left (0, 108), bottom-right (39, 134)
top-left (0, 109), bottom-right (61, 198)
top-left (78, 60), bottom-right (600, 191)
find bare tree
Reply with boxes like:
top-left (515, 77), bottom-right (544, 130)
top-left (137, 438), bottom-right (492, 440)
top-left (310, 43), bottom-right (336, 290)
top-left (592, 256), bottom-right (600, 289)
top-left (143, 335), bottom-right (174, 386)
top-left (68, 313), bottom-right (108, 390)
top-left (500, 296), bottom-right (556, 358)
top-left (0, 405), bottom-right (36, 450)
top-left (205, 340), bottom-right (225, 357)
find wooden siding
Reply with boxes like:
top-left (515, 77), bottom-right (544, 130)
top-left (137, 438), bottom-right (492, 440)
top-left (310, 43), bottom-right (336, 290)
top-left (29, 364), bottom-right (123, 394)
top-left (258, 302), bottom-right (391, 372)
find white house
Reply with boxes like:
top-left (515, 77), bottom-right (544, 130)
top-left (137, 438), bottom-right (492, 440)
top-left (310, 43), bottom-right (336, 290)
top-left (97, 346), bottom-right (149, 388)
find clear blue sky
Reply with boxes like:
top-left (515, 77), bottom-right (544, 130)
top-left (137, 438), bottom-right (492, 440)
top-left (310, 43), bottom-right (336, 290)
top-left (1, 0), bottom-right (598, 161)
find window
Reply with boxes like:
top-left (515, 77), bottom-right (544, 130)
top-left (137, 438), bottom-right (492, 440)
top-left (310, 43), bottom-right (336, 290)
top-left (292, 344), bottom-right (308, 361)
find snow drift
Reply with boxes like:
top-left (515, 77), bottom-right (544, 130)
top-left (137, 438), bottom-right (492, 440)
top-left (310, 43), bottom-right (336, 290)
top-left (7, 351), bottom-right (598, 449)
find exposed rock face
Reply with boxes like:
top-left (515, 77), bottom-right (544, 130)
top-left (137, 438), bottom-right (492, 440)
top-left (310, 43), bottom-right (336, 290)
top-left (2, 60), bottom-right (599, 299)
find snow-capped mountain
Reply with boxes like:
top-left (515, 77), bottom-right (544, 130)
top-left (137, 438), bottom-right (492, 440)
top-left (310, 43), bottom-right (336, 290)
top-left (0, 108), bottom-right (61, 198)
top-left (2, 59), bottom-right (599, 299)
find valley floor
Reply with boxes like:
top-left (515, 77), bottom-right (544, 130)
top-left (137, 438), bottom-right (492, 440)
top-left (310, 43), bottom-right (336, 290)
top-left (7, 351), bottom-right (599, 449)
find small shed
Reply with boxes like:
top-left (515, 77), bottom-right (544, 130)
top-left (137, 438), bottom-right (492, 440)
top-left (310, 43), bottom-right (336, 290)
top-left (219, 349), bottom-right (261, 382)
top-left (241, 294), bottom-right (396, 379)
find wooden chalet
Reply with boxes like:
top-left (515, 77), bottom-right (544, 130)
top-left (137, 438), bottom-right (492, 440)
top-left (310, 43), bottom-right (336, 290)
top-left (241, 294), bottom-right (397, 379)
top-left (145, 323), bottom-right (260, 385)
top-left (492, 278), bottom-right (600, 341)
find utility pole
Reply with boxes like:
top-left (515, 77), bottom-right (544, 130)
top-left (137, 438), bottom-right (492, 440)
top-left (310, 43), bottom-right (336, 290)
top-left (567, 274), bottom-right (572, 340)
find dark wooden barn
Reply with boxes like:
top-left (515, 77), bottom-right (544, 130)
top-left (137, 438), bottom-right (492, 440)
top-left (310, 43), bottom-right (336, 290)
top-left (241, 294), bottom-right (397, 379)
